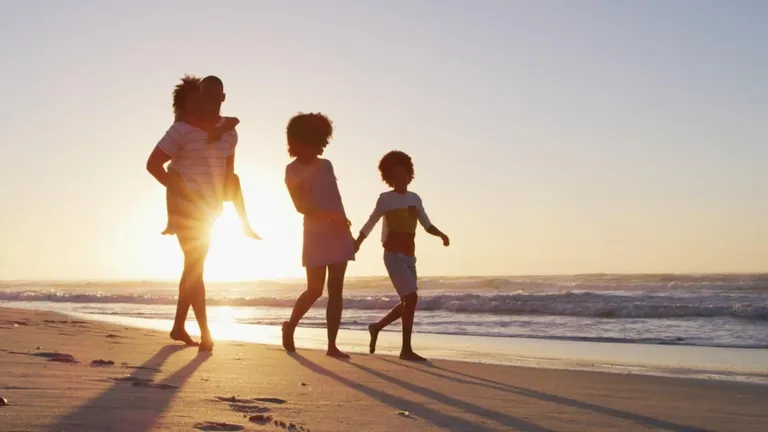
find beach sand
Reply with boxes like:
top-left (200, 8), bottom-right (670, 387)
top-left (1, 307), bottom-right (767, 432)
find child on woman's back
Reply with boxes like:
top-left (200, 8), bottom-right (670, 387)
top-left (282, 113), bottom-right (355, 358)
top-left (354, 150), bottom-right (450, 361)
top-left (162, 75), bottom-right (260, 239)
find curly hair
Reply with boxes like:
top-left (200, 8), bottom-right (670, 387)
top-left (172, 75), bottom-right (201, 121)
top-left (378, 150), bottom-right (415, 187)
top-left (286, 113), bottom-right (334, 157)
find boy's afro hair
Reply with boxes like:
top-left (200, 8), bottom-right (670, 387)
top-left (173, 75), bottom-right (201, 120)
top-left (378, 150), bottom-right (414, 187)
top-left (286, 112), bottom-right (334, 157)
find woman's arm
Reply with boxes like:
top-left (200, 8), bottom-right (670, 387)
top-left (146, 148), bottom-right (171, 186)
top-left (147, 124), bottom-right (182, 186)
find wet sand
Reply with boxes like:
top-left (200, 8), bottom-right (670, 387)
top-left (1, 307), bottom-right (767, 432)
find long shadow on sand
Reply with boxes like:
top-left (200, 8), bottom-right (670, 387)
top-left (47, 345), bottom-right (210, 432)
top-left (289, 353), bottom-right (552, 432)
top-left (377, 358), bottom-right (710, 432)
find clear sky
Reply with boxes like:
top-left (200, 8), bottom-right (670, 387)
top-left (1, 0), bottom-right (767, 281)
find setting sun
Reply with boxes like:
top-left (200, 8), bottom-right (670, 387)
top-left (204, 172), bottom-right (304, 282)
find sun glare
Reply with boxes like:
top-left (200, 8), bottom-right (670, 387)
top-left (204, 181), bottom-right (304, 282)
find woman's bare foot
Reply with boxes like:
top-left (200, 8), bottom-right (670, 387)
top-left (326, 345), bottom-right (350, 359)
top-left (368, 324), bottom-right (380, 354)
top-left (199, 332), bottom-right (214, 352)
top-left (170, 328), bottom-right (199, 346)
top-left (399, 350), bottom-right (427, 362)
top-left (282, 322), bottom-right (296, 352)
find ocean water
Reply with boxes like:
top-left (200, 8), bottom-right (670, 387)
top-left (2, 274), bottom-right (768, 348)
top-left (3, 274), bottom-right (768, 383)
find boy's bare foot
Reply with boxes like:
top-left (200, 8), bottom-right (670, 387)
top-left (199, 332), bottom-right (214, 352)
top-left (170, 329), bottom-right (199, 346)
top-left (161, 227), bottom-right (175, 236)
top-left (282, 322), bottom-right (296, 352)
top-left (399, 350), bottom-right (427, 362)
top-left (326, 346), bottom-right (350, 359)
top-left (368, 324), bottom-right (380, 354)
top-left (244, 227), bottom-right (262, 240)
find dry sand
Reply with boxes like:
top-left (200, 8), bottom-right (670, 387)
top-left (1, 307), bottom-right (767, 432)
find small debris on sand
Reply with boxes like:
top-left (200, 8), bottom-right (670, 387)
top-left (397, 409), bottom-right (410, 417)
top-left (0, 397), bottom-right (8, 406)
top-left (91, 359), bottom-right (115, 366)
top-left (300, 382), bottom-right (308, 386)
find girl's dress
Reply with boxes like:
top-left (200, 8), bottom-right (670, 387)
top-left (285, 158), bottom-right (356, 268)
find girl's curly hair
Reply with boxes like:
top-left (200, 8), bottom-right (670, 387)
top-left (173, 75), bottom-right (201, 121)
top-left (286, 112), bottom-right (334, 157)
top-left (378, 150), bottom-right (415, 187)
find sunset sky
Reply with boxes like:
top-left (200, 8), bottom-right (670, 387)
top-left (1, 0), bottom-right (767, 281)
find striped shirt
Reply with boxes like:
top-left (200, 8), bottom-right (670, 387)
top-left (156, 120), bottom-right (237, 200)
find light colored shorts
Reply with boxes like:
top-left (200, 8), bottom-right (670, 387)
top-left (384, 252), bottom-right (418, 298)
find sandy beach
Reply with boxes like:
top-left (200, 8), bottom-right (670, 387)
top-left (1, 307), bottom-right (767, 432)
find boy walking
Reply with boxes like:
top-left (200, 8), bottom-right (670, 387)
top-left (354, 151), bottom-right (449, 361)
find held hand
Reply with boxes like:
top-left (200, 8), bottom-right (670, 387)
top-left (441, 234), bottom-right (450, 247)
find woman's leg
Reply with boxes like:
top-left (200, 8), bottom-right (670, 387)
top-left (175, 230), bottom-right (213, 350)
top-left (326, 262), bottom-right (349, 358)
top-left (282, 266), bottom-right (326, 352)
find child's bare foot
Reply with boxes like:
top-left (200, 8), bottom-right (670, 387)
top-left (326, 346), bottom-right (350, 359)
top-left (170, 328), bottom-right (199, 346)
top-left (161, 227), bottom-right (175, 236)
top-left (244, 226), bottom-right (262, 240)
top-left (282, 322), bottom-right (296, 352)
top-left (199, 332), bottom-right (214, 352)
top-left (399, 350), bottom-right (427, 362)
top-left (368, 324), bottom-right (380, 354)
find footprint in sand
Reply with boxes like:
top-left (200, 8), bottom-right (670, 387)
top-left (229, 403), bottom-right (270, 414)
top-left (193, 421), bottom-right (244, 431)
top-left (32, 352), bottom-right (78, 363)
top-left (215, 396), bottom-right (287, 405)
top-left (248, 414), bottom-right (273, 425)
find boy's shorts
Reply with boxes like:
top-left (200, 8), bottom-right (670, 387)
top-left (384, 251), bottom-right (418, 298)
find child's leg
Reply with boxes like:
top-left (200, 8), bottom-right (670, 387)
top-left (369, 303), bottom-right (403, 354)
top-left (325, 262), bottom-right (349, 358)
top-left (227, 174), bottom-right (260, 239)
top-left (282, 266), bottom-right (326, 352)
top-left (399, 292), bottom-right (426, 361)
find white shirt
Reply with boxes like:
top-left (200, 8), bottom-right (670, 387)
top-left (156, 121), bottom-right (237, 199)
top-left (360, 190), bottom-right (432, 243)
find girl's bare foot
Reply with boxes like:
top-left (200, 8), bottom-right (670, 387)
top-left (368, 324), bottom-right (380, 354)
top-left (170, 328), bottom-right (199, 346)
top-left (399, 350), bottom-right (427, 362)
top-left (326, 346), bottom-right (350, 359)
top-left (244, 227), bottom-right (262, 240)
top-left (282, 322), bottom-right (296, 352)
top-left (199, 331), bottom-right (214, 352)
